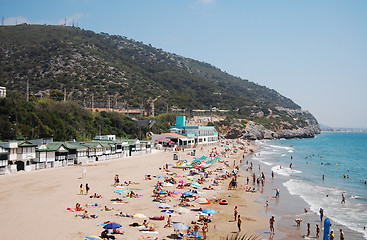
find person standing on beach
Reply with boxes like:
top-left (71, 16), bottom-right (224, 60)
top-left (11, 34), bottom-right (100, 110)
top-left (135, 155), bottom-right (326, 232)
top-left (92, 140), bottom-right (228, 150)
top-left (330, 230), bottom-right (335, 240)
top-left (79, 184), bottom-right (83, 195)
top-left (202, 222), bottom-right (208, 239)
top-left (237, 215), bottom-right (242, 232)
top-left (341, 194), bottom-right (346, 204)
top-left (307, 222), bottom-right (311, 237)
top-left (339, 229), bottom-right (344, 240)
top-left (85, 183), bottom-right (90, 195)
top-left (316, 224), bottom-right (320, 238)
top-left (319, 208), bottom-right (324, 221)
top-left (272, 171), bottom-right (274, 178)
top-left (234, 206), bottom-right (238, 221)
top-left (164, 215), bottom-right (172, 228)
top-left (275, 188), bottom-right (280, 198)
top-left (269, 215), bottom-right (275, 234)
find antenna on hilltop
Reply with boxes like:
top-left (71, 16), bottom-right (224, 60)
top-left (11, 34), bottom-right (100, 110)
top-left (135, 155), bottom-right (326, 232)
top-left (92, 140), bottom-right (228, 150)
top-left (72, 19), bottom-right (74, 27)
top-left (64, 18), bottom-right (66, 26)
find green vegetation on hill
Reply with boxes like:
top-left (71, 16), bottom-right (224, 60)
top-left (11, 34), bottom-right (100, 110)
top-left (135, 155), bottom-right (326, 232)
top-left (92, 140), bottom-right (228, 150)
top-left (0, 24), bottom-right (319, 136)
top-left (0, 91), bottom-right (142, 141)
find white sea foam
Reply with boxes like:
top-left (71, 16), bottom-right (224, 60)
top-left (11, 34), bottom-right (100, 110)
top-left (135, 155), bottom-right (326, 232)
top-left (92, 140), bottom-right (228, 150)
top-left (259, 160), bottom-right (273, 166)
top-left (271, 166), bottom-right (302, 176)
top-left (283, 179), bottom-right (367, 239)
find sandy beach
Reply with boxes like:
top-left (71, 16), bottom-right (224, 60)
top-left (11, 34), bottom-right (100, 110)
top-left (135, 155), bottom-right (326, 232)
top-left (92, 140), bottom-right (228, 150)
top-left (0, 141), bottom-right (268, 240)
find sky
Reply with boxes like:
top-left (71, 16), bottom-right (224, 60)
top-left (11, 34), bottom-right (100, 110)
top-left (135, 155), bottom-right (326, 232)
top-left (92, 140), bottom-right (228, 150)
top-left (1, 0), bottom-right (367, 128)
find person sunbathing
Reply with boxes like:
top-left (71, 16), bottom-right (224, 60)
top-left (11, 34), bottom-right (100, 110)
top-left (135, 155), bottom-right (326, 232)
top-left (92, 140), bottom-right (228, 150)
top-left (112, 229), bottom-right (124, 234)
top-left (83, 210), bottom-right (90, 219)
top-left (104, 206), bottom-right (113, 211)
top-left (101, 229), bottom-right (115, 239)
top-left (90, 193), bottom-right (102, 198)
top-left (75, 203), bottom-right (83, 211)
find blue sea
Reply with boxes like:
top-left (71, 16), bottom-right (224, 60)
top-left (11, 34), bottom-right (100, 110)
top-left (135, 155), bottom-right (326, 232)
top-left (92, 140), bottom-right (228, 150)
top-left (250, 132), bottom-right (367, 239)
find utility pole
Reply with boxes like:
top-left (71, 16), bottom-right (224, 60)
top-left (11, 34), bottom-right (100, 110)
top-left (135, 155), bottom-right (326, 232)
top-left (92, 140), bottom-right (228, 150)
top-left (26, 80), bottom-right (29, 101)
top-left (91, 94), bottom-right (94, 112)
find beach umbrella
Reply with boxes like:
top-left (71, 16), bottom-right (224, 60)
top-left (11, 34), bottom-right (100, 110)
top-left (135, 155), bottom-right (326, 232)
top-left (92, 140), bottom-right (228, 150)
top-left (156, 203), bottom-right (171, 209)
top-left (85, 236), bottom-right (102, 240)
top-left (159, 190), bottom-right (167, 194)
top-left (161, 209), bottom-right (174, 213)
top-left (103, 223), bottom-right (122, 229)
top-left (133, 213), bottom-right (147, 218)
top-left (114, 189), bottom-right (126, 193)
top-left (172, 222), bottom-right (189, 231)
top-left (175, 207), bottom-right (190, 214)
top-left (178, 180), bottom-right (186, 184)
top-left (202, 208), bottom-right (216, 214)
top-left (195, 198), bottom-right (210, 204)
top-left (182, 191), bottom-right (194, 197)
top-left (191, 182), bottom-right (201, 188)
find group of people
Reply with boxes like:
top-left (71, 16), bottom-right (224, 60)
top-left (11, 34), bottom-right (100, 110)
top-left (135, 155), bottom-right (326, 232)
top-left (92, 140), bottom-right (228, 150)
top-left (79, 183), bottom-right (90, 195)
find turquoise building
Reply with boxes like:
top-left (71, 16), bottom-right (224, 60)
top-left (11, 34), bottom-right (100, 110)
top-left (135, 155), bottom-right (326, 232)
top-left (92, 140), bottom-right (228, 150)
top-left (170, 116), bottom-right (218, 146)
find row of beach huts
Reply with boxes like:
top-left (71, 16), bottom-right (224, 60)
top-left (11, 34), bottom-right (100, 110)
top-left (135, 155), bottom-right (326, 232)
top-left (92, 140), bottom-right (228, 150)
top-left (0, 135), bottom-right (153, 175)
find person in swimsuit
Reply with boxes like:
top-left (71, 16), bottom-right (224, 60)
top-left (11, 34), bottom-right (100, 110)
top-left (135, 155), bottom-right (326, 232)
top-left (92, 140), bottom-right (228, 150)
top-left (237, 215), bottom-right (242, 232)
top-left (269, 216), bottom-right (275, 234)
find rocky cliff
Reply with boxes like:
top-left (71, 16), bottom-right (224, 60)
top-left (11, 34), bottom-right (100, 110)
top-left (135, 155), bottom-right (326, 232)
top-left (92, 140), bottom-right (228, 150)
top-left (225, 121), bottom-right (321, 140)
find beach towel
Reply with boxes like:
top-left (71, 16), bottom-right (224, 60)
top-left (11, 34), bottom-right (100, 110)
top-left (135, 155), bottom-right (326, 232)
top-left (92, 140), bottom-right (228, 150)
top-left (86, 203), bottom-right (99, 208)
top-left (138, 237), bottom-right (159, 240)
top-left (141, 231), bottom-right (159, 234)
top-left (67, 207), bottom-right (84, 212)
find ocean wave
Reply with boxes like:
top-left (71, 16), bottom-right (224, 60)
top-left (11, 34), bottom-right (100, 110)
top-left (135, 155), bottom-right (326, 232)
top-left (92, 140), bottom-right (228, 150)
top-left (259, 160), bottom-right (273, 166)
top-left (267, 144), bottom-right (292, 151)
top-left (271, 166), bottom-right (302, 176)
top-left (283, 179), bottom-right (367, 239)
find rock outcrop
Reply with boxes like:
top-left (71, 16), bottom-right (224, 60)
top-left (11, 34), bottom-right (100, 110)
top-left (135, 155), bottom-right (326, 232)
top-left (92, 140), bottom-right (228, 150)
top-left (225, 121), bottom-right (321, 140)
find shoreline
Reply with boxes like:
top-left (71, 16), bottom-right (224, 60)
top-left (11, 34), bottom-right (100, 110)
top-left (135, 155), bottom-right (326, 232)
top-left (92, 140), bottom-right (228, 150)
top-left (0, 141), bottom-right (270, 240)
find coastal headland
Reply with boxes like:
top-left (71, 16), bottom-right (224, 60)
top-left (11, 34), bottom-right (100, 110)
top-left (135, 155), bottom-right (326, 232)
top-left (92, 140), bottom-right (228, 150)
top-left (0, 141), bottom-right (270, 240)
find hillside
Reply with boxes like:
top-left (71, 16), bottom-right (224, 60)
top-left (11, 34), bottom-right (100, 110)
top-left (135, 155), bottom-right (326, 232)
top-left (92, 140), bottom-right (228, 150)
top-left (0, 24), bottom-right (320, 139)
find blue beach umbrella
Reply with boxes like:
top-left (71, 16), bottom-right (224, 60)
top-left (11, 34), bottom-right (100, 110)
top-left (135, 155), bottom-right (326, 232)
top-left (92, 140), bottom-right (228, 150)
top-left (114, 189), bottom-right (126, 193)
top-left (191, 182), bottom-right (201, 188)
top-left (85, 236), bottom-right (102, 240)
top-left (182, 191), bottom-right (194, 197)
top-left (156, 203), bottom-right (171, 209)
top-left (103, 222), bottom-right (122, 229)
top-left (202, 208), bottom-right (216, 214)
top-left (161, 209), bottom-right (174, 213)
